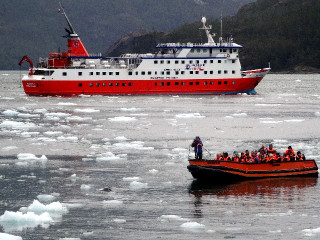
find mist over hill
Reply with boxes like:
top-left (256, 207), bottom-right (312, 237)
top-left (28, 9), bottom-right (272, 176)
top-left (0, 0), bottom-right (254, 70)
top-left (104, 0), bottom-right (320, 72)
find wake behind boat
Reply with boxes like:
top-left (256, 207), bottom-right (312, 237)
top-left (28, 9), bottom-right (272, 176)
top-left (19, 4), bottom-right (270, 96)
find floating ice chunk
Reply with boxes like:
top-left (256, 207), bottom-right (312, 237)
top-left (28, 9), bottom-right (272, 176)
top-left (113, 218), bottom-right (126, 223)
top-left (44, 131), bottom-right (63, 136)
top-left (149, 169), bottom-right (159, 174)
top-left (172, 148), bottom-right (187, 152)
top-left (114, 136), bottom-right (128, 141)
top-left (2, 109), bottom-right (19, 117)
top-left (159, 215), bottom-right (188, 222)
top-left (66, 116), bottom-right (92, 122)
top-left (295, 79), bottom-right (302, 82)
top-left (59, 238), bottom-right (81, 240)
top-left (129, 181), bottom-right (148, 190)
top-left (96, 152), bottom-right (122, 161)
top-left (17, 153), bottom-right (47, 162)
top-left (69, 174), bottom-right (77, 182)
top-left (0, 120), bottom-right (36, 130)
top-left (260, 120), bottom-right (283, 124)
top-left (175, 113), bottom-right (205, 119)
top-left (80, 184), bottom-right (91, 191)
top-left (0, 210), bottom-right (53, 231)
top-left (57, 102), bottom-right (77, 106)
top-left (17, 113), bottom-right (40, 118)
top-left (57, 136), bottom-right (78, 142)
top-left (45, 112), bottom-right (71, 118)
top-left (180, 222), bottom-right (205, 232)
top-left (302, 227), bottom-right (320, 236)
top-left (33, 108), bottom-right (47, 114)
top-left (120, 107), bottom-right (140, 112)
top-left (103, 200), bottom-right (123, 208)
top-left (113, 141), bottom-right (154, 151)
top-left (37, 194), bottom-right (56, 203)
top-left (232, 112), bottom-right (247, 117)
top-left (2, 146), bottom-right (18, 151)
top-left (108, 116), bottom-right (137, 122)
top-left (74, 108), bottom-right (100, 113)
top-left (224, 116), bottom-right (233, 119)
top-left (315, 112), bottom-right (320, 117)
top-left (0, 233), bottom-right (23, 240)
top-left (284, 119), bottom-right (305, 123)
top-left (123, 177), bottom-right (140, 182)
top-left (25, 200), bottom-right (67, 215)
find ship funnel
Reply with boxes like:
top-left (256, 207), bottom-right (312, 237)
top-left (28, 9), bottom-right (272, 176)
top-left (59, 2), bottom-right (89, 57)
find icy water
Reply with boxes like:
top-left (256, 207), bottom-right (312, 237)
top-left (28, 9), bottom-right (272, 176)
top-left (0, 71), bottom-right (320, 240)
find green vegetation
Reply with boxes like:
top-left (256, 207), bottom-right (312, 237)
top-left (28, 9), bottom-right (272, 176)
top-left (0, 0), bottom-right (254, 70)
top-left (105, 0), bottom-right (320, 72)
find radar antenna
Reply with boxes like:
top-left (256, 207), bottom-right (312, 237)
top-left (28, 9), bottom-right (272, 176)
top-left (200, 16), bottom-right (215, 45)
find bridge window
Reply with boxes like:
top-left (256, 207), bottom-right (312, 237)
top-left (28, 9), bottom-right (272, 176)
top-left (175, 60), bottom-right (179, 64)
top-left (190, 71), bottom-right (193, 74)
top-left (116, 72), bottom-right (119, 75)
top-left (109, 72), bottom-right (113, 75)
top-left (232, 70), bottom-right (236, 74)
top-left (62, 72), bottom-right (67, 76)
top-left (103, 72), bottom-right (106, 75)
top-left (129, 72), bottom-right (133, 75)
top-left (218, 60), bottom-right (221, 63)
top-left (210, 60), bottom-right (213, 63)
top-left (224, 70), bottom-right (228, 74)
top-left (78, 72), bottom-right (82, 76)
top-left (148, 71), bottom-right (152, 75)
top-left (154, 60), bottom-right (158, 64)
top-left (181, 60), bottom-right (185, 64)
top-left (96, 72), bottom-right (100, 75)
top-left (210, 71), bottom-right (213, 74)
top-left (218, 70), bottom-right (221, 74)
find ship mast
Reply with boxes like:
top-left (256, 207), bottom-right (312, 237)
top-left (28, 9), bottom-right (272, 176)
top-left (59, 1), bottom-right (76, 36)
top-left (200, 17), bottom-right (215, 45)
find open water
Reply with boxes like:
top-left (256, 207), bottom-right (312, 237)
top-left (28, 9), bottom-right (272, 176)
top-left (0, 71), bottom-right (320, 240)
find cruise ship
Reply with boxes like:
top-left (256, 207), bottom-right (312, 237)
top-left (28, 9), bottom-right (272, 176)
top-left (20, 5), bottom-right (270, 96)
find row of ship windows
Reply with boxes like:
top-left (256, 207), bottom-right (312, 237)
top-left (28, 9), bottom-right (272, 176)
top-left (189, 48), bottom-right (238, 53)
top-left (154, 59), bottom-right (237, 64)
top-left (79, 80), bottom-right (235, 87)
top-left (63, 70), bottom-right (237, 77)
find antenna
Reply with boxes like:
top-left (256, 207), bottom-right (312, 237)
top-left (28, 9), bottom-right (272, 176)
top-left (59, 1), bottom-right (76, 35)
top-left (219, 0), bottom-right (224, 44)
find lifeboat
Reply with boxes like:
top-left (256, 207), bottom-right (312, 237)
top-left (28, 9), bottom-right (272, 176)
top-left (187, 159), bottom-right (319, 182)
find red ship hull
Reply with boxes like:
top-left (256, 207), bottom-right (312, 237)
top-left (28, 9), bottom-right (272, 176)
top-left (188, 159), bottom-right (319, 182)
top-left (22, 76), bottom-right (263, 96)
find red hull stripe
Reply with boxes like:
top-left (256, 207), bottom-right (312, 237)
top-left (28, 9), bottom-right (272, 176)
top-left (22, 77), bottom-right (263, 96)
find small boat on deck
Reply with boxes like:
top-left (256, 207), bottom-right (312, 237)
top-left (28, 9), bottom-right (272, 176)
top-left (187, 159), bottom-right (319, 182)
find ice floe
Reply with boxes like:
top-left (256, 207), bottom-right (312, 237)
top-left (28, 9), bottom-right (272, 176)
top-left (112, 141), bottom-right (154, 151)
top-left (73, 108), bottom-right (100, 113)
top-left (66, 116), bottom-right (92, 122)
top-left (180, 222), bottom-right (205, 232)
top-left (113, 218), bottom-right (126, 223)
top-left (80, 184), bottom-right (91, 191)
top-left (108, 116), bottom-right (137, 122)
top-left (114, 136), bottom-right (128, 141)
top-left (0, 120), bottom-right (36, 130)
top-left (96, 152), bottom-right (126, 161)
top-left (103, 200), bottom-right (123, 208)
top-left (37, 194), bottom-right (56, 203)
top-left (123, 177), bottom-right (140, 182)
top-left (2, 146), bottom-right (18, 151)
top-left (17, 153), bottom-right (47, 162)
top-left (129, 181), bottom-right (148, 190)
top-left (2, 109), bottom-right (19, 117)
top-left (57, 136), bottom-right (78, 142)
top-left (57, 102), bottom-right (77, 106)
top-left (159, 215), bottom-right (188, 222)
top-left (315, 112), bottom-right (320, 117)
top-left (148, 169), bottom-right (159, 174)
top-left (175, 113), bottom-right (205, 119)
top-left (0, 233), bottom-right (22, 240)
top-left (0, 211), bottom-right (53, 232)
top-left (120, 107), bottom-right (140, 112)
top-left (302, 227), bottom-right (320, 236)
top-left (21, 200), bottom-right (67, 215)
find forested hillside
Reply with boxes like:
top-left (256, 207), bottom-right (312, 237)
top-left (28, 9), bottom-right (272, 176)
top-left (104, 0), bottom-right (320, 72)
top-left (0, 0), bottom-right (254, 70)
